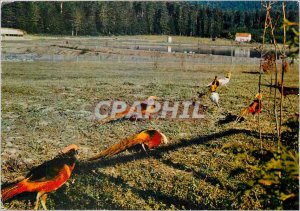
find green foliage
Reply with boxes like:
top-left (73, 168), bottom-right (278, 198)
top-left (158, 3), bottom-right (170, 35)
top-left (284, 19), bottom-right (299, 59)
top-left (237, 146), bottom-right (299, 210)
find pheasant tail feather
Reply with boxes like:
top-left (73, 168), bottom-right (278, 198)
top-left (1, 182), bottom-right (27, 202)
top-left (236, 108), bottom-right (248, 122)
top-left (88, 137), bottom-right (143, 161)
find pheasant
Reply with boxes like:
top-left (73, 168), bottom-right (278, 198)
top-left (1, 144), bottom-right (79, 210)
top-left (88, 129), bottom-right (168, 161)
top-left (99, 96), bottom-right (157, 124)
top-left (207, 76), bottom-right (220, 92)
top-left (236, 93), bottom-right (262, 122)
top-left (207, 72), bottom-right (231, 91)
top-left (210, 91), bottom-right (220, 107)
top-left (218, 72), bottom-right (232, 88)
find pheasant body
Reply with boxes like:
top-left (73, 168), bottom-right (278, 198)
top-left (236, 93), bottom-right (262, 122)
top-left (207, 72), bottom-right (231, 91)
top-left (99, 96), bottom-right (157, 124)
top-left (88, 129), bottom-right (168, 161)
top-left (210, 92), bottom-right (220, 107)
top-left (1, 144), bottom-right (78, 210)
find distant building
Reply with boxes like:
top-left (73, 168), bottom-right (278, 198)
top-left (1, 28), bottom-right (25, 37)
top-left (235, 33), bottom-right (251, 42)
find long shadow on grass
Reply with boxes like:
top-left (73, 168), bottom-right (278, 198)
top-left (1, 128), bottom-right (269, 209)
top-left (157, 155), bottom-right (227, 190)
top-left (49, 177), bottom-right (123, 210)
top-left (76, 128), bottom-right (272, 177)
top-left (89, 170), bottom-right (203, 209)
top-left (78, 128), bottom-right (271, 170)
top-left (72, 128), bottom-right (270, 209)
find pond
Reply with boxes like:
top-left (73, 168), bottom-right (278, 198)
top-left (130, 45), bottom-right (288, 59)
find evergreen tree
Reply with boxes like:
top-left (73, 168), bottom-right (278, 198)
top-left (146, 3), bottom-right (156, 34)
top-left (1, 3), bottom-right (15, 28)
top-left (1, 1), bottom-right (298, 41)
top-left (26, 2), bottom-right (41, 33)
top-left (73, 8), bottom-right (83, 36)
top-left (178, 4), bottom-right (189, 35)
top-left (190, 7), bottom-right (198, 36)
top-left (159, 2), bottom-right (170, 34)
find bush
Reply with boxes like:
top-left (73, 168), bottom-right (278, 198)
top-left (239, 145), bottom-right (299, 210)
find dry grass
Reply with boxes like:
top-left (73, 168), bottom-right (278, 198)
top-left (1, 37), bottom-right (299, 210)
top-left (1, 35), bottom-right (258, 55)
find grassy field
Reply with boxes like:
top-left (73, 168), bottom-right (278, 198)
top-left (1, 36), bottom-right (299, 210)
top-left (1, 34), bottom-right (266, 55)
top-left (22, 34), bottom-right (281, 48)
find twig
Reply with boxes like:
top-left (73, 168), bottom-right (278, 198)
top-left (258, 2), bottom-right (270, 147)
top-left (258, 1), bottom-right (274, 148)
top-left (279, 2), bottom-right (287, 153)
top-left (262, 2), bottom-right (282, 140)
top-left (269, 6), bottom-right (280, 139)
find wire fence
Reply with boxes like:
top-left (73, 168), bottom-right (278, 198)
top-left (1, 52), bottom-right (261, 65)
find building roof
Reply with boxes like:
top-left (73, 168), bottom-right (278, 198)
top-left (1, 28), bottom-right (25, 35)
top-left (235, 33), bottom-right (251, 37)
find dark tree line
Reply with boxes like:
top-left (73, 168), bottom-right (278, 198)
top-left (1, 1), bottom-right (298, 42)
